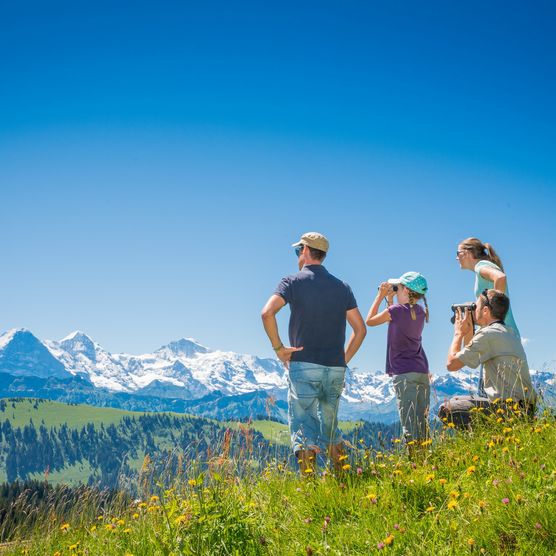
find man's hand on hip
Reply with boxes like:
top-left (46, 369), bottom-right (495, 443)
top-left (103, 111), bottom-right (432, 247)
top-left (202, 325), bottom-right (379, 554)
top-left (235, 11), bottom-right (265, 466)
top-left (276, 345), bottom-right (303, 368)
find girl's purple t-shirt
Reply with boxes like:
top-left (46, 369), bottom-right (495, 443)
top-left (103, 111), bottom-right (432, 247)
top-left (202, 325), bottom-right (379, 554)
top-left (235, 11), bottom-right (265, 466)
top-left (386, 303), bottom-right (429, 376)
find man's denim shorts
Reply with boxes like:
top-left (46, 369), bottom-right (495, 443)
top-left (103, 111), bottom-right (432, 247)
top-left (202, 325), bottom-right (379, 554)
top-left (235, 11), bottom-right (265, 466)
top-left (287, 361), bottom-right (346, 454)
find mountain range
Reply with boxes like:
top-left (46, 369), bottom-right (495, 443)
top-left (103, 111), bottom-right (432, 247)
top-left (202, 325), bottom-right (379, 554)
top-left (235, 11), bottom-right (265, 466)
top-left (0, 328), bottom-right (554, 423)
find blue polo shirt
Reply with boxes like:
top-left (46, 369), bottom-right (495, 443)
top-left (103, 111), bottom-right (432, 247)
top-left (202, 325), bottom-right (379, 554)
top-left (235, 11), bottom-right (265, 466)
top-left (274, 265), bottom-right (357, 367)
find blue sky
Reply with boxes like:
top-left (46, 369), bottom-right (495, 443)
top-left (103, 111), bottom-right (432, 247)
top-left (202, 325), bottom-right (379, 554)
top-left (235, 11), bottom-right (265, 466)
top-left (1, 1), bottom-right (555, 374)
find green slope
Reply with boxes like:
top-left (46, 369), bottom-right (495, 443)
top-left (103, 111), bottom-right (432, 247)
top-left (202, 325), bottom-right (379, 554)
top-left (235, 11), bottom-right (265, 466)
top-left (0, 398), bottom-right (151, 429)
top-left (0, 398), bottom-right (289, 488)
top-left (1, 409), bottom-right (554, 555)
top-left (0, 397), bottom-right (212, 430)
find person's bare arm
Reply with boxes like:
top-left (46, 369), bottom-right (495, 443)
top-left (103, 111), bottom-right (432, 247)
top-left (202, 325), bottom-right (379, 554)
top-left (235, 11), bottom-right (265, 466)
top-left (345, 307), bottom-right (367, 365)
top-left (446, 308), bottom-right (473, 371)
top-left (261, 295), bottom-right (303, 366)
top-left (479, 265), bottom-right (507, 293)
top-left (366, 282), bottom-right (393, 326)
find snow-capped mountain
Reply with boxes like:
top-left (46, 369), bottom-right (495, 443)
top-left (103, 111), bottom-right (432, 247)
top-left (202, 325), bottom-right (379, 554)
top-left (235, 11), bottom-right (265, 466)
top-left (0, 329), bottom-right (71, 380)
top-left (3, 328), bottom-right (286, 398)
top-left (0, 328), bottom-right (554, 423)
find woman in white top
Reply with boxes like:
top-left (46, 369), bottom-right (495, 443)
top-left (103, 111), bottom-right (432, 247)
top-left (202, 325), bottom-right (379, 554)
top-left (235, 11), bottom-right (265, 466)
top-left (456, 237), bottom-right (519, 337)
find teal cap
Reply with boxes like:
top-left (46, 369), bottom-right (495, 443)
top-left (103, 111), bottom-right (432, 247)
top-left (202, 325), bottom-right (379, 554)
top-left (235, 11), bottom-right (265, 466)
top-left (388, 271), bottom-right (428, 295)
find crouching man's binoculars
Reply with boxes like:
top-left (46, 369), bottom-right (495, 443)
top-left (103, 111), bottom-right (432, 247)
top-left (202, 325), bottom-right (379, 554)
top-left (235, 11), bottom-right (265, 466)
top-left (450, 302), bottom-right (476, 324)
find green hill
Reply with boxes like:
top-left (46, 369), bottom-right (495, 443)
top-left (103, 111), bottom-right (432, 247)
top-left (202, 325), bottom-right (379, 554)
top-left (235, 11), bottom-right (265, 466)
top-left (0, 398), bottom-right (151, 429)
top-left (0, 406), bottom-right (554, 555)
top-left (0, 399), bottom-right (391, 487)
top-left (0, 398), bottom-right (286, 487)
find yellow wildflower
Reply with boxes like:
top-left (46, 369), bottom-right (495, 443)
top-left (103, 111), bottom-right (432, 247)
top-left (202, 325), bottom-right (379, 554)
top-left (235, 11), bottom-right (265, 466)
top-left (150, 495), bottom-right (159, 503)
top-left (123, 528), bottom-right (132, 533)
top-left (426, 505), bottom-right (435, 513)
top-left (467, 538), bottom-right (475, 546)
top-left (338, 454), bottom-right (349, 461)
top-left (450, 490), bottom-right (460, 499)
top-left (304, 468), bottom-right (314, 473)
top-left (505, 397), bottom-right (513, 403)
top-left (447, 500), bottom-right (458, 510)
top-left (472, 455), bottom-right (480, 462)
top-left (60, 523), bottom-right (70, 532)
top-left (425, 474), bottom-right (435, 483)
top-left (439, 478), bottom-right (447, 485)
top-left (384, 535), bottom-right (395, 546)
top-left (132, 513), bottom-right (140, 519)
top-left (342, 464), bottom-right (351, 471)
top-left (90, 525), bottom-right (97, 532)
top-left (466, 466), bottom-right (476, 475)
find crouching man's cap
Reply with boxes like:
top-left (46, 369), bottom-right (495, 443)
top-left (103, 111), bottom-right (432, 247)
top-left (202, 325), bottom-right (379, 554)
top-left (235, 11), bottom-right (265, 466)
top-left (291, 232), bottom-right (329, 253)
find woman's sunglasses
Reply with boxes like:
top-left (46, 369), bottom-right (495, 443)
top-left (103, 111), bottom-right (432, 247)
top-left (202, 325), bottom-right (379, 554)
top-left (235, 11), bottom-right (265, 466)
top-left (481, 289), bottom-right (492, 309)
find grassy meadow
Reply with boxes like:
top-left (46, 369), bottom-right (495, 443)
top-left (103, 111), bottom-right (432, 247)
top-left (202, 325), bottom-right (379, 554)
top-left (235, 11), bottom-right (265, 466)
top-left (1, 404), bottom-right (555, 555)
top-left (0, 399), bottom-right (147, 429)
top-left (0, 400), bottom-right (289, 485)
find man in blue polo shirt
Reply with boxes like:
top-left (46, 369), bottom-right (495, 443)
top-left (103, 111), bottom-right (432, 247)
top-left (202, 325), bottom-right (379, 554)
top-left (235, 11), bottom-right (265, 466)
top-left (261, 232), bottom-right (366, 472)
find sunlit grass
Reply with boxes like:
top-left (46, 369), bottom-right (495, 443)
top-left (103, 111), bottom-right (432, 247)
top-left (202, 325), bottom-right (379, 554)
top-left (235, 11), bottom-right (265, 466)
top-left (2, 408), bottom-right (555, 555)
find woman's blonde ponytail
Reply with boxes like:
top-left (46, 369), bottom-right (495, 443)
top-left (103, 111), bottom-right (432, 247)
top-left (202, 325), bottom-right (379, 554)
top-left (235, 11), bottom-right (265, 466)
top-left (483, 242), bottom-right (504, 271)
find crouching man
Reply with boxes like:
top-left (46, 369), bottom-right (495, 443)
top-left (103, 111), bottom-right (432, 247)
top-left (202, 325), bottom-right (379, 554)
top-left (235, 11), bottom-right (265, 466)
top-left (439, 289), bottom-right (536, 427)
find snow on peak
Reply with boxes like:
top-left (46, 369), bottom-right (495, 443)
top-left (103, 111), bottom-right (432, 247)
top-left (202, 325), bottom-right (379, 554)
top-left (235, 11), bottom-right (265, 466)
top-left (156, 337), bottom-right (210, 358)
top-left (0, 328), bottom-right (38, 349)
top-left (61, 330), bottom-right (93, 343)
top-left (59, 330), bottom-right (99, 362)
top-left (0, 328), bottom-right (71, 379)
